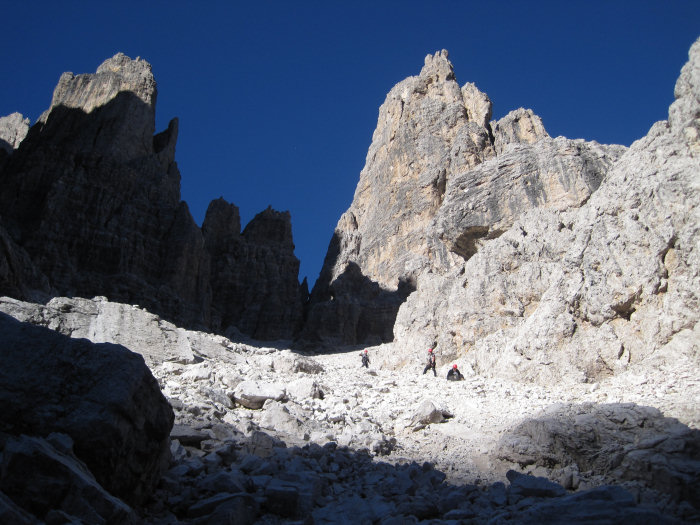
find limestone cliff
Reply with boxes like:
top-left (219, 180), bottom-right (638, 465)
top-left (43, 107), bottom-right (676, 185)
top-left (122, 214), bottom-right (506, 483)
top-left (391, 38), bottom-right (700, 384)
top-left (0, 54), bottom-right (304, 340)
top-left (306, 50), bottom-right (624, 346)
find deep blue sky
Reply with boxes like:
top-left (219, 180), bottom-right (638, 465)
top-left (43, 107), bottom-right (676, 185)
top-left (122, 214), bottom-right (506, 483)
top-left (1, 2), bottom-right (698, 286)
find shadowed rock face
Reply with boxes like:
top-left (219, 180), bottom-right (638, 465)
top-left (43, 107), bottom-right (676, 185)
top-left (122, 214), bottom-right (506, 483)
top-left (203, 201), bottom-right (306, 340)
top-left (0, 312), bottom-right (174, 508)
top-left (496, 403), bottom-right (700, 508)
top-left (0, 53), bottom-right (304, 340)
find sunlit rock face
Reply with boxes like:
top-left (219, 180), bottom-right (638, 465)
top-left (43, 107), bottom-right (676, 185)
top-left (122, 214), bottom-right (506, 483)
top-left (0, 112), bottom-right (30, 153)
top-left (304, 50), bottom-right (623, 347)
top-left (392, 38), bottom-right (700, 385)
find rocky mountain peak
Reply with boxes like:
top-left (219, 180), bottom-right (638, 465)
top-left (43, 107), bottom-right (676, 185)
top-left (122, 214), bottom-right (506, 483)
top-left (305, 48), bottom-right (621, 346)
top-left (0, 54), bottom-right (304, 341)
top-left (420, 49), bottom-right (456, 83)
top-left (461, 82), bottom-right (493, 128)
top-left (0, 112), bottom-right (30, 153)
top-left (43, 52), bottom-right (157, 118)
top-left (33, 53), bottom-right (157, 161)
top-left (492, 107), bottom-right (549, 154)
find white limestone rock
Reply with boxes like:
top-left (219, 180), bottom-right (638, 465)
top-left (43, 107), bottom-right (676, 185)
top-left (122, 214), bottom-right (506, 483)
top-left (0, 112), bottom-right (30, 152)
top-left (234, 380), bottom-right (287, 409)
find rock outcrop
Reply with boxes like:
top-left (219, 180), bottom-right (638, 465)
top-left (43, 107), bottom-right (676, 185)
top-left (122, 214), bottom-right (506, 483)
top-left (203, 201), bottom-right (305, 340)
top-left (0, 311), bottom-right (174, 514)
top-left (305, 49), bottom-right (626, 347)
top-left (496, 403), bottom-right (700, 508)
top-left (0, 112), bottom-right (30, 153)
top-left (0, 53), bottom-right (304, 341)
top-left (392, 38), bottom-right (700, 384)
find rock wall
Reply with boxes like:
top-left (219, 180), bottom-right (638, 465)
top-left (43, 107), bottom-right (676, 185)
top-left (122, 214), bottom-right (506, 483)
top-left (0, 112), bottom-right (30, 153)
top-left (203, 201), bottom-right (306, 340)
top-left (391, 38), bottom-right (700, 384)
top-left (0, 54), bottom-right (304, 340)
top-left (306, 50), bottom-right (626, 347)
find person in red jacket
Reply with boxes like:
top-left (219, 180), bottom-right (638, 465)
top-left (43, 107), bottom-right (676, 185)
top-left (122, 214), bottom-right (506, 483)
top-left (447, 364), bottom-right (464, 381)
top-left (360, 349), bottom-right (370, 368)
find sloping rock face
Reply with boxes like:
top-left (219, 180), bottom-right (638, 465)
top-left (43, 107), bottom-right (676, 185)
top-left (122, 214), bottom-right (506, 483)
top-left (392, 38), bottom-right (700, 383)
top-left (0, 54), bottom-right (304, 340)
top-left (305, 50), bottom-right (624, 346)
top-left (0, 312), bottom-right (174, 511)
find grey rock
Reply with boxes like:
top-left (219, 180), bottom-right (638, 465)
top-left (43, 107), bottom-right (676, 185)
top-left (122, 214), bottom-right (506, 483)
top-left (409, 399), bottom-right (447, 430)
top-left (0, 54), bottom-right (305, 341)
top-left (462, 82), bottom-right (492, 129)
top-left (233, 381), bottom-right (287, 409)
top-left (260, 400), bottom-right (307, 439)
top-left (303, 50), bottom-right (494, 346)
top-left (493, 107), bottom-right (549, 154)
top-left (264, 478), bottom-right (301, 517)
top-left (0, 54), bottom-right (212, 330)
top-left (0, 223), bottom-right (50, 300)
top-left (506, 470), bottom-right (567, 502)
top-left (171, 424), bottom-right (210, 448)
top-left (497, 403), bottom-right (700, 507)
top-left (392, 38), bottom-right (700, 385)
top-left (203, 200), bottom-right (306, 340)
top-left (186, 492), bottom-right (246, 518)
top-left (0, 312), bottom-right (173, 506)
top-left (0, 490), bottom-right (40, 525)
top-left (514, 485), bottom-right (672, 524)
top-left (435, 137), bottom-right (625, 260)
top-left (196, 493), bottom-right (258, 525)
top-left (0, 112), bottom-right (30, 152)
top-left (0, 434), bottom-right (138, 524)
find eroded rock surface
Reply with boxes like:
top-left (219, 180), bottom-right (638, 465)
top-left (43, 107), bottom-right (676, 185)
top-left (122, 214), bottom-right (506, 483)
top-left (1, 294), bottom-right (697, 522)
top-left (391, 38), bottom-right (700, 386)
top-left (0, 54), bottom-right (304, 340)
top-left (305, 48), bottom-right (629, 347)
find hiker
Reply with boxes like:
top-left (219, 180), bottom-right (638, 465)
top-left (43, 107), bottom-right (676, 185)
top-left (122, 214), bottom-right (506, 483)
top-left (360, 349), bottom-right (370, 368)
top-left (422, 348), bottom-right (436, 376)
top-left (447, 364), bottom-right (464, 381)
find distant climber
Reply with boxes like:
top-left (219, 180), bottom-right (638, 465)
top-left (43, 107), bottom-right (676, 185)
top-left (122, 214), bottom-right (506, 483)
top-left (447, 364), bottom-right (464, 381)
top-left (422, 348), bottom-right (436, 376)
top-left (360, 349), bottom-right (370, 368)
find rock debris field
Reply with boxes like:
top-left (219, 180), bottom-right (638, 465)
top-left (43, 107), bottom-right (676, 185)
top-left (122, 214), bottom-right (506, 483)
top-left (143, 333), bottom-right (700, 524)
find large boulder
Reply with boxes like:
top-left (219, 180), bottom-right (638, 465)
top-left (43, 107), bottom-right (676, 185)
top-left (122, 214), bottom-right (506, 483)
top-left (496, 403), bottom-right (700, 508)
top-left (0, 312), bottom-right (174, 506)
top-left (0, 434), bottom-right (139, 524)
top-left (233, 380), bottom-right (287, 409)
